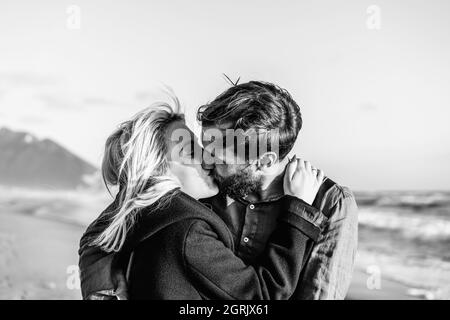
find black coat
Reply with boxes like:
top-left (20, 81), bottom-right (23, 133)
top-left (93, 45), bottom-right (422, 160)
top-left (79, 190), bottom-right (326, 300)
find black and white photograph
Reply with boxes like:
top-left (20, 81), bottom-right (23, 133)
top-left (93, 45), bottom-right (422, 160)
top-left (0, 0), bottom-right (449, 304)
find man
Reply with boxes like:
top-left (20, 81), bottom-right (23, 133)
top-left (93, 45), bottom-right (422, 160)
top-left (197, 81), bottom-right (358, 299)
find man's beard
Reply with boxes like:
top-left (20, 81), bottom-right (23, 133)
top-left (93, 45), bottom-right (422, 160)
top-left (212, 167), bottom-right (262, 200)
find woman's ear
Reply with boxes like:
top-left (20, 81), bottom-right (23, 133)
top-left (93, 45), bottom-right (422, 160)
top-left (257, 152), bottom-right (279, 171)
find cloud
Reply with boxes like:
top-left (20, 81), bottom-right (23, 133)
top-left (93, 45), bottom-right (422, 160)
top-left (83, 97), bottom-right (124, 108)
top-left (36, 94), bottom-right (80, 111)
top-left (359, 102), bottom-right (378, 112)
top-left (0, 72), bottom-right (62, 88)
top-left (135, 91), bottom-right (154, 102)
top-left (37, 94), bottom-right (127, 112)
top-left (18, 114), bottom-right (47, 125)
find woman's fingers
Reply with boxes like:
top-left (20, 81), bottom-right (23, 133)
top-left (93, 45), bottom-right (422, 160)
top-left (285, 155), bottom-right (298, 182)
top-left (283, 157), bottom-right (323, 205)
top-left (294, 158), bottom-right (305, 174)
top-left (317, 169), bottom-right (325, 181)
top-left (288, 157), bottom-right (324, 181)
top-left (304, 160), bottom-right (312, 172)
top-left (298, 158), bottom-right (305, 170)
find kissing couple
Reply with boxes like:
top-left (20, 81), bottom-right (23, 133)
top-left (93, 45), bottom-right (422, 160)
top-left (78, 81), bottom-right (358, 300)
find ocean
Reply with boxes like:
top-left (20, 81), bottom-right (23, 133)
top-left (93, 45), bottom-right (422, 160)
top-left (355, 191), bottom-right (450, 299)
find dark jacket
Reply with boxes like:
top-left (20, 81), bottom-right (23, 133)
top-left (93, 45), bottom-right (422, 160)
top-left (78, 190), bottom-right (327, 300)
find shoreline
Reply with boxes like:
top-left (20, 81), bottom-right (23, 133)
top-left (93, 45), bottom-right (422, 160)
top-left (347, 268), bottom-right (422, 300)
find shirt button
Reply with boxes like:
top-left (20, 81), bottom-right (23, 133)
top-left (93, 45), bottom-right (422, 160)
top-left (243, 237), bottom-right (250, 243)
top-left (249, 204), bottom-right (255, 210)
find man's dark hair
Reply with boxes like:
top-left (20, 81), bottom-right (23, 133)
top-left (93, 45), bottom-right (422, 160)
top-left (197, 81), bottom-right (302, 160)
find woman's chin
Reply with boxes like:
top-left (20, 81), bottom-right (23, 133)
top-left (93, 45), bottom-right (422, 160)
top-left (209, 184), bottom-right (219, 196)
top-left (204, 175), bottom-right (219, 194)
top-left (182, 180), bottom-right (219, 199)
top-left (187, 187), bottom-right (218, 200)
top-left (201, 180), bottom-right (219, 198)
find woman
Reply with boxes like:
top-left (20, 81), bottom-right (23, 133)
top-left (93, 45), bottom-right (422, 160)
top-left (78, 93), bottom-right (325, 300)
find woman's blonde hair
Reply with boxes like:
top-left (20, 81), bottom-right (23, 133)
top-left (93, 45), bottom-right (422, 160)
top-left (92, 93), bottom-right (184, 252)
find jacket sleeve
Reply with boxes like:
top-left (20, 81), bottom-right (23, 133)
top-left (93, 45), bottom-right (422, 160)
top-left (183, 197), bottom-right (326, 300)
top-left (78, 203), bottom-right (124, 300)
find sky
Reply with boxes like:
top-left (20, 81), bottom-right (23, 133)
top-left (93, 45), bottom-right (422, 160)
top-left (0, 0), bottom-right (449, 191)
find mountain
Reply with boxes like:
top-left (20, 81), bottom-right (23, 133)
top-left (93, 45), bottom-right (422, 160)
top-left (0, 127), bottom-right (99, 190)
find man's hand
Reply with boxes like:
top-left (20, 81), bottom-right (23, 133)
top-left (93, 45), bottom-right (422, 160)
top-left (283, 156), bottom-right (325, 205)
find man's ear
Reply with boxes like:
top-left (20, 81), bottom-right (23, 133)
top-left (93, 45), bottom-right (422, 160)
top-left (257, 152), bottom-right (279, 171)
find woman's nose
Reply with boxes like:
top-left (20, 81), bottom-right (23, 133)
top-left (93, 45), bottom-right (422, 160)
top-left (201, 160), bottom-right (215, 171)
top-left (201, 149), bottom-right (215, 170)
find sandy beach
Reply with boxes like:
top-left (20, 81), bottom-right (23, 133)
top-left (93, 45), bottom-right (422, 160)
top-left (347, 268), bottom-right (420, 300)
top-left (0, 210), bottom-right (82, 299)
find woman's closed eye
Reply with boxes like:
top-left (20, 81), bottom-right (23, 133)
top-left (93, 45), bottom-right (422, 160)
top-left (179, 141), bottom-right (201, 164)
